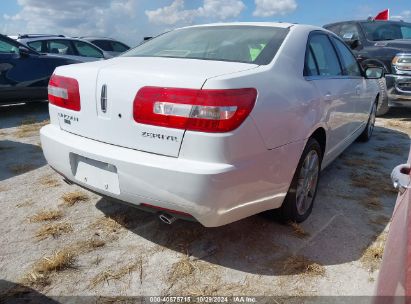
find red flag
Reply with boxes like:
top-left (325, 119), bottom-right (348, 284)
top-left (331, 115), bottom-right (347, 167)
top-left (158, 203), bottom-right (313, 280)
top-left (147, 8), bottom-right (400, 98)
top-left (375, 9), bottom-right (389, 20)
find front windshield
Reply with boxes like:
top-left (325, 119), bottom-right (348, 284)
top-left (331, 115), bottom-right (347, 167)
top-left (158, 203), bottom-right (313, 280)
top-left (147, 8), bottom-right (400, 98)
top-left (361, 21), bottom-right (411, 41)
top-left (122, 26), bottom-right (289, 65)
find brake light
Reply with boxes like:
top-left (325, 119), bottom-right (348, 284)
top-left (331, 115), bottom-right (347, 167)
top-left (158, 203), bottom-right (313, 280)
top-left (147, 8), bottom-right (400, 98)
top-left (133, 87), bottom-right (257, 133)
top-left (48, 74), bottom-right (80, 111)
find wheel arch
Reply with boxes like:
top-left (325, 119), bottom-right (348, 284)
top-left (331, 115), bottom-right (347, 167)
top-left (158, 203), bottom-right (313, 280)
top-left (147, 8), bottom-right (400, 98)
top-left (310, 127), bottom-right (327, 158)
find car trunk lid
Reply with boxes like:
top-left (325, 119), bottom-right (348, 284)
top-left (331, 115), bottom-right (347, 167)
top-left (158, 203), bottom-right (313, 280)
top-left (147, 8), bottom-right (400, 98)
top-left (54, 57), bottom-right (257, 157)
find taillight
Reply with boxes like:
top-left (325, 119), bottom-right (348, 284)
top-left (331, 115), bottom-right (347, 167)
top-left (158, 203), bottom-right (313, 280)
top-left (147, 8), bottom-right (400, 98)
top-left (48, 74), bottom-right (80, 111)
top-left (133, 87), bottom-right (257, 133)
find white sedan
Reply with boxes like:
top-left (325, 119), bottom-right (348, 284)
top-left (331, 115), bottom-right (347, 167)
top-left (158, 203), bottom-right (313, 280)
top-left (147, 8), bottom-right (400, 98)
top-left (40, 23), bottom-right (382, 227)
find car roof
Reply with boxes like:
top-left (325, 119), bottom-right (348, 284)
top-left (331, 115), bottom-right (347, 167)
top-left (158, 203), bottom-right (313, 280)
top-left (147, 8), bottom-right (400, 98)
top-left (18, 36), bottom-right (86, 42)
top-left (182, 22), bottom-right (295, 29)
top-left (81, 37), bottom-right (116, 41)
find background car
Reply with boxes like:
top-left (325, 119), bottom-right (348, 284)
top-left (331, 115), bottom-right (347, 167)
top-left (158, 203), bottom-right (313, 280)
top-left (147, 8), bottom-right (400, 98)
top-left (374, 147), bottom-right (411, 300)
top-left (15, 34), bottom-right (111, 62)
top-left (40, 23), bottom-right (382, 227)
top-left (324, 20), bottom-right (411, 116)
top-left (80, 37), bottom-right (131, 57)
top-left (0, 34), bottom-right (81, 105)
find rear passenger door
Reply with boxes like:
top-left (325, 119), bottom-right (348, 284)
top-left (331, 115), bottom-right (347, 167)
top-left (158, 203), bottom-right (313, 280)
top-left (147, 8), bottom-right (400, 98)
top-left (305, 32), bottom-right (356, 157)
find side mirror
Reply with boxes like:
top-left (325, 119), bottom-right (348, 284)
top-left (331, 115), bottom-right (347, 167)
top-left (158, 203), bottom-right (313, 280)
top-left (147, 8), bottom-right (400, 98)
top-left (18, 46), bottom-right (31, 58)
top-left (365, 66), bottom-right (384, 79)
top-left (342, 33), bottom-right (360, 49)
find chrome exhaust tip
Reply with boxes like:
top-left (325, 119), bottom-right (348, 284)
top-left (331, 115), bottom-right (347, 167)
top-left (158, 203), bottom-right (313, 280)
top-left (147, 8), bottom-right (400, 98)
top-left (159, 213), bottom-right (177, 225)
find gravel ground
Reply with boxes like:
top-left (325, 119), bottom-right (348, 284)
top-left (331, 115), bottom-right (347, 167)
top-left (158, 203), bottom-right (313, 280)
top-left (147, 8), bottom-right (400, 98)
top-left (0, 102), bottom-right (410, 302)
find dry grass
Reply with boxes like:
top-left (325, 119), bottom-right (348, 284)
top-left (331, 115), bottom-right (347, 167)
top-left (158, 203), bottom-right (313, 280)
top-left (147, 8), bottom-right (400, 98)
top-left (8, 164), bottom-right (36, 175)
top-left (21, 116), bottom-right (37, 125)
top-left (375, 146), bottom-right (405, 155)
top-left (89, 214), bottom-right (128, 234)
top-left (359, 197), bottom-right (383, 211)
top-left (168, 256), bottom-right (195, 283)
top-left (350, 171), bottom-right (396, 196)
top-left (61, 191), bottom-right (89, 206)
top-left (336, 193), bottom-right (356, 200)
top-left (75, 238), bottom-right (106, 252)
top-left (39, 175), bottom-right (61, 188)
top-left (369, 215), bottom-right (390, 226)
top-left (14, 119), bottom-right (49, 138)
top-left (343, 158), bottom-right (379, 170)
top-left (186, 277), bottom-right (261, 297)
top-left (35, 222), bottom-right (73, 240)
top-left (89, 260), bottom-right (141, 289)
top-left (24, 247), bottom-right (77, 287)
top-left (92, 256), bottom-right (104, 266)
top-left (385, 119), bottom-right (411, 131)
top-left (29, 209), bottom-right (63, 222)
top-left (16, 200), bottom-right (34, 208)
top-left (289, 222), bottom-right (310, 238)
top-left (283, 255), bottom-right (326, 276)
top-left (361, 233), bottom-right (387, 272)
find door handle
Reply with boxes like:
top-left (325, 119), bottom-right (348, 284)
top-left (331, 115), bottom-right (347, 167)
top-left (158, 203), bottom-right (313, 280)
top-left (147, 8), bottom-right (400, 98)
top-left (355, 85), bottom-right (362, 95)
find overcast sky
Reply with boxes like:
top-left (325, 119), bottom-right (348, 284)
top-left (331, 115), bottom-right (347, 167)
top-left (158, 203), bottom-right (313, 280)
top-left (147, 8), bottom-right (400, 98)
top-left (0, 0), bottom-right (410, 46)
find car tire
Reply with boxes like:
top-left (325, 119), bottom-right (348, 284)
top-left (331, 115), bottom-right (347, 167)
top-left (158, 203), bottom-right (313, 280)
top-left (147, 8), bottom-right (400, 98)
top-left (279, 138), bottom-right (322, 223)
top-left (376, 78), bottom-right (389, 116)
top-left (359, 102), bottom-right (377, 142)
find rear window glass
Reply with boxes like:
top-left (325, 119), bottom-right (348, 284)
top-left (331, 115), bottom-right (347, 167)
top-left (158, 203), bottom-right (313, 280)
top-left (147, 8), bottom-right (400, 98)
top-left (123, 26), bottom-right (289, 65)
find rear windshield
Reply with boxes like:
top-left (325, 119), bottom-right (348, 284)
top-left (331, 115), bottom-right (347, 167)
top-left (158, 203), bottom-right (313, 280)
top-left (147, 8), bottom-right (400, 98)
top-left (361, 21), bottom-right (411, 41)
top-left (122, 26), bottom-right (289, 65)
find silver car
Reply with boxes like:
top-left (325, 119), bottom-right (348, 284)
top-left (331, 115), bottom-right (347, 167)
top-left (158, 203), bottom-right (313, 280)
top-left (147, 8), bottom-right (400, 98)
top-left (15, 34), bottom-right (111, 62)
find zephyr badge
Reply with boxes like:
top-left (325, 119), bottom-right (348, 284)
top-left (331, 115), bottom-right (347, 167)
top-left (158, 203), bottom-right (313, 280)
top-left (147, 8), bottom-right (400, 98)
top-left (101, 84), bottom-right (108, 113)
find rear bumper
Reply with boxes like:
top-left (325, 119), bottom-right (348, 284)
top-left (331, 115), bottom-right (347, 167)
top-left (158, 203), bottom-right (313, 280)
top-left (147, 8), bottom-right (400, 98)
top-left (386, 74), bottom-right (411, 106)
top-left (40, 124), bottom-right (303, 227)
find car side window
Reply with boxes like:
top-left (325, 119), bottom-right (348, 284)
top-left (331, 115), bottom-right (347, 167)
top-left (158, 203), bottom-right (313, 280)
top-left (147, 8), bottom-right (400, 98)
top-left (93, 40), bottom-right (113, 51)
top-left (111, 41), bottom-right (129, 52)
top-left (331, 37), bottom-right (361, 77)
top-left (304, 47), bottom-right (319, 76)
top-left (27, 41), bottom-right (42, 52)
top-left (73, 41), bottom-right (104, 58)
top-left (308, 34), bottom-right (342, 77)
top-left (401, 26), bottom-right (411, 39)
top-left (46, 40), bottom-right (75, 55)
top-left (339, 23), bottom-right (360, 41)
top-left (0, 38), bottom-right (19, 54)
